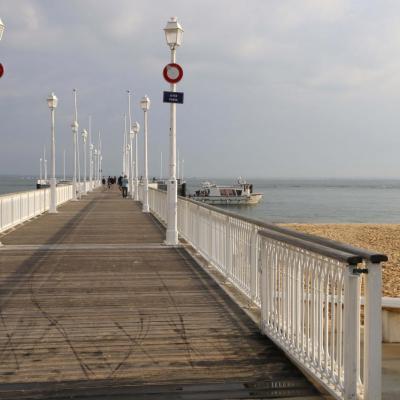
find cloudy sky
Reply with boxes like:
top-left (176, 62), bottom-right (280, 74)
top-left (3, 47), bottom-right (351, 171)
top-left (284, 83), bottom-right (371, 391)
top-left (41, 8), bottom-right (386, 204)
top-left (0, 0), bottom-right (399, 178)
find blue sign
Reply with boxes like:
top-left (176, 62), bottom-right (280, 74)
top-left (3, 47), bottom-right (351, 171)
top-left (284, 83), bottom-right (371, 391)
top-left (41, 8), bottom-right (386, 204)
top-left (163, 91), bottom-right (184, 104)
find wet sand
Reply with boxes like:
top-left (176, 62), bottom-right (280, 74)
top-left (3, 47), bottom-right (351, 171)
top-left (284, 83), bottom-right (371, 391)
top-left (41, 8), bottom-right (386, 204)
top-left (281, 224), bottom-right (400, 298)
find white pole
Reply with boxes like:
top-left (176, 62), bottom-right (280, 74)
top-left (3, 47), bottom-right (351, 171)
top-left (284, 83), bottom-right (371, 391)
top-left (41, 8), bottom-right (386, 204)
top-left (160, 151), bottom-right (163, 180)
top-left (94, 150), bottom-right (97, 183)
top-left (181, 158), bottom-right (184, 181)
top-left (134, 122), bottom-right (139, 201)
top-left (88, 115), bottom-right (92, 190)
top-left (166, 47), bottom-right (178, 245)
top-left (177, 149), bottom-right (180, 183)
top-left (130, 134), bottom-right (134, 199)
top-left (44, 146), bottom-right (48, 181)
top-left (77, 130), bottom-right (81, 196)
top-left (143, 105), bottom-right (149, 212)
top-left (39, 158), bottom-right (42, 183)
top-left (63, 149), bottom-right (66, 181)
top-left (49, 101), bottom-right (57, 213)
top-left (98, 130), bottom-right (102, 183)
top-left (72, 89), bottom-right (78, 200)
top-left (83, 136), bottom-right (87, 194)
top-left (127, 91), bottom-right (133, 194)
top-left (123, 114), bottom-right (126, 175)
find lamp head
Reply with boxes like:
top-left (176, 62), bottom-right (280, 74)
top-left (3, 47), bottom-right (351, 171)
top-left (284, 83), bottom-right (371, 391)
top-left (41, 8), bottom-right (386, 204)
top-left (47, 92), bottom-right (58, 110)
top-left (140, 95), bottom-right (151, 111)
top-left (164, 17), bottom-right (184, 49)
top-left (132, 121), bottom-right (140, 134)
top-left (0, 18), bottom-right (5, 41)
top-left (81, 129), bottom-right (88, 142)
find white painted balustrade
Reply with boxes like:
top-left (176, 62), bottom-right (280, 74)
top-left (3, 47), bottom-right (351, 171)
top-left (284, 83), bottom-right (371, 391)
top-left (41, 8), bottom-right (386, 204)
top-left (144, 187), bottom-right (387, 400)
top-left (0, 181), bottom-right (99, 234)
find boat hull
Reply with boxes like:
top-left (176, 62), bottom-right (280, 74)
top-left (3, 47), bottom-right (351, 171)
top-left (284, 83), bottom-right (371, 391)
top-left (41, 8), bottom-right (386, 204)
top-left (192, 193), bottom-right (263, 206)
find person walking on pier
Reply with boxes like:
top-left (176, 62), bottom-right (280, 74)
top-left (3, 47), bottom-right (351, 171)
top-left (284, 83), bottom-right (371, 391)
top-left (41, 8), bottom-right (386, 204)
top-left (121, 175), bottom-right (128, 198)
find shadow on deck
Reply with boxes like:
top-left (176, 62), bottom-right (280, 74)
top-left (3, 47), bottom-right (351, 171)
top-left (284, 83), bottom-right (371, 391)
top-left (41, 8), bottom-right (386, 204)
top-left (0, 189), bottom-right (324, 399)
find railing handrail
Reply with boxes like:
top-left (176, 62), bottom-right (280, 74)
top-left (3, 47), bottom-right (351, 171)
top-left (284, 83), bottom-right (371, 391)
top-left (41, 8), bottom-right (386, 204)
top-left (259, 228), bottom-right (362, 265)
top-left (145, 187), bottom-right (387, 399)
top-left (177, 192), bottom-right (387, 263)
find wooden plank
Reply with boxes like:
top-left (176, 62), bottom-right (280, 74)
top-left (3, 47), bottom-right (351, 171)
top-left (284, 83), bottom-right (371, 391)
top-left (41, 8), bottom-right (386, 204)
top-left (0, 190), bottom-right (323, 399)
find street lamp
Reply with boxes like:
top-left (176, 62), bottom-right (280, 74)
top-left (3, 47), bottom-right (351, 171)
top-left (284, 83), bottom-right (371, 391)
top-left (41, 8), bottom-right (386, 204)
top-left (140, 95), bottom-right (150, 212)
top-left (164, 17), bottom-right (183, 245)
top-left (81, 129), bottom-right (88, 194)
top-left (0, 18), bottom-right (5, 41)
top-left (132, 121), bottom-right (140, 200)
top-left (164, 17), bottom-right (184, 50)
top-left (47, 92), bottom-right (58, 213)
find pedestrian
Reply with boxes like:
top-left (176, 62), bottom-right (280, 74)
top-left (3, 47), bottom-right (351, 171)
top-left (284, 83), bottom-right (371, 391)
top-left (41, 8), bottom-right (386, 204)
top-left (121, 175), bottom-right (128, 198)
top-left (118, 175), bottom-right (123, 191)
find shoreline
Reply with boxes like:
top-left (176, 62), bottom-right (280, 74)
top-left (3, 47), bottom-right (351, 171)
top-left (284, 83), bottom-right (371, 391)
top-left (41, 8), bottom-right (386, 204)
top-left (281, 223), bottom-right (400, 297)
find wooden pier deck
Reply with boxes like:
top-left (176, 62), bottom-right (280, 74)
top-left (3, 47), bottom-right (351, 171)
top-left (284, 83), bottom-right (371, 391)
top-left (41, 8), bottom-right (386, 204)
top-left (0, 189), bottom-right (323, 399)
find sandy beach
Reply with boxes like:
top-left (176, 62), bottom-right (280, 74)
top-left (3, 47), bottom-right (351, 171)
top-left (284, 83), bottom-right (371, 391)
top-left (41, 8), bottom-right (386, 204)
top-left (281, 224), bottom-right (400, 298)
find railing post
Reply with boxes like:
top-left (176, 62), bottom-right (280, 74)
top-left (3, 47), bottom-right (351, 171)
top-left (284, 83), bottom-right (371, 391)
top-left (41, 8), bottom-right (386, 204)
top-left (259, 237), bottom-right (268, 332)
top-left (364, 262), bottom-right (382, 400)
top-left (343, 265), bottom-right (360, 400)
top-left (225, 215), bottom-right (232, 280)
top-left (250, 226), bottom-right (258, 303)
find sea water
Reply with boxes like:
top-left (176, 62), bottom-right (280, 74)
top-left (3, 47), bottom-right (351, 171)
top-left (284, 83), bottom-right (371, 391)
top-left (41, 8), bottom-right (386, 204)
top-left (0, 175), bottom-right (37, 195)
top-left (185, 178), bottom-right (400, 224)
top-left (1, 175), bottom-right (400, 224)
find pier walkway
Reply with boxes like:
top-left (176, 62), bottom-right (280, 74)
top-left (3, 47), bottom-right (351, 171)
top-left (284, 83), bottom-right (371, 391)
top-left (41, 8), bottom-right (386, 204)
top-left (0, 189), bottom-right (322, 399)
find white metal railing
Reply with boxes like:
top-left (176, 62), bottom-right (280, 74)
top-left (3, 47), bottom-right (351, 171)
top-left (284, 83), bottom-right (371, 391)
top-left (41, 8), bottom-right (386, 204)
top-left (144, 187), bottom-right (386, 400)
top-left (0, 180), bottom-right (99, 234)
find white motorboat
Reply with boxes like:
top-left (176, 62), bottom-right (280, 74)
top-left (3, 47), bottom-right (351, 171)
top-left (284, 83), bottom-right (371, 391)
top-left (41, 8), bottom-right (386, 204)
top-left (191, 178), bottom-right (263, 205)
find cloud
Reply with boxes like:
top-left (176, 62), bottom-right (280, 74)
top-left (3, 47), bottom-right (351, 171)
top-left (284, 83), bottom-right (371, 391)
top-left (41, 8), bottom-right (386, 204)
top-left (1, 0), bottom-right (400, 178)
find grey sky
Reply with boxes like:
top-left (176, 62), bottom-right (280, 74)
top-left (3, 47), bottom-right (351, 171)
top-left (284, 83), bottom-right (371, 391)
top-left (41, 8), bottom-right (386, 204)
top-left (0, 0), bottom-right (399, 178)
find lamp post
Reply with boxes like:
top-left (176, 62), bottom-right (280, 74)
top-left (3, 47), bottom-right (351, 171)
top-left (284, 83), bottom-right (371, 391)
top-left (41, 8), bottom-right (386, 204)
top-left (134, 123), bottom-right (139, 201)
top-left (140, 95), bottom-right (150, 212)
top-left (88, 115), bottom-right (92, 190)
top-left (63, 149), bottom-right (66, 181)
top-left (44, 147), bottom-right (48, 182)
top-left (123, 114), bottom-right (126, 176)
top-left (89, 143), bottom-right (94, 188)
top-left (131, 121), bottom-right (140, 200)
top-left (47, 92), bottom-right (58, 213)
top-left (81, 129), bottom-right (88, 194)
top-left (39, 158), bottom-right (43, 183)
top-left (71, 89), bottom-right (79, 200)
top-left (94, 149), bottom-right (98, 183)
top-left (127, 91), bottom-right (132, 194)
top-left (129, 129), bottom-right (134, 199)
top-left (164, 17), bottom-right (183, 245)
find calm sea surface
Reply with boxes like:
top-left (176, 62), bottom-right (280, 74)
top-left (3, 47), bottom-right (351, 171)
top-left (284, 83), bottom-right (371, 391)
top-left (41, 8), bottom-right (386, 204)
top-left (1, 175), bottom-right (400, 223)
top-left (185, 178), bottom-right (400, 224)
